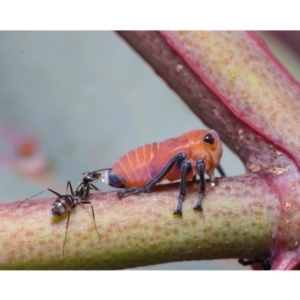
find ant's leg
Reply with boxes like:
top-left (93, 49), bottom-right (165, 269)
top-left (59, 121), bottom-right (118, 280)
top-left (90, 183), bottom-right (102, 193)
top-left (49, 182), bottom-right (73, 199)
top-left (117, 152), bottom-right (187, 197)
top-left (62, 212), bottom-right (71, 255)
top-left (66, 181), bottom-right (74, 195)
top-left (194, 159), bottom-right (206, 211)
top-left (81, 200), bottom-right (101, 240)
top-left (173, 159), bottom-right (192, 216)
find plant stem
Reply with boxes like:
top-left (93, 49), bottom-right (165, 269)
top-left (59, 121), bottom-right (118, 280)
top-left (0, 174), bottom-right (279, 269)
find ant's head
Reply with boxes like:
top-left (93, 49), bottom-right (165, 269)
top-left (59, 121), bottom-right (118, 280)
top-left (82, 169), bottom-right (108, 183)
top-left (82, 171), bottom-right (100, 183)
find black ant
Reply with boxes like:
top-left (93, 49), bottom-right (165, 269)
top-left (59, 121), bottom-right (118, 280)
top-left (50, 180), bottom-right (101, 255)
top-left (16, 170), bottom-right (104, 254)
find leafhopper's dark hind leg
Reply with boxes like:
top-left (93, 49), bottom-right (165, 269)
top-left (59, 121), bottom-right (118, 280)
top-left (173, 159), bottom-right (192, 216)
top-left (117, 152), bottom-right (187, 197)
top-left (193, 159), bottom-right (206, 211)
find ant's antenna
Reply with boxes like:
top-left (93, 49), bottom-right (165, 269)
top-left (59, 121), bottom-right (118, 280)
top-left (15, 189), bottom-right (47, 208)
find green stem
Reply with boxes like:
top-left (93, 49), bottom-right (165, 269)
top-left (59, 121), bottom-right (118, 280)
top-left (0, 174), bottom-right (279, 269)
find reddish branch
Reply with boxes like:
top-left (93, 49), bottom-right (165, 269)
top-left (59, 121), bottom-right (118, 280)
top-left (0, 177), bottom-right (278, 269)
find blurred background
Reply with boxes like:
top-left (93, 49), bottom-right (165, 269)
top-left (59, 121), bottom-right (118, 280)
top-left (0, 31), bottom-right (299, 270)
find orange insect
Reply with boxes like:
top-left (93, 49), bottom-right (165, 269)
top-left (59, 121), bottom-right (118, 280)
top-left (92, 129), bottom-right (223, 215)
